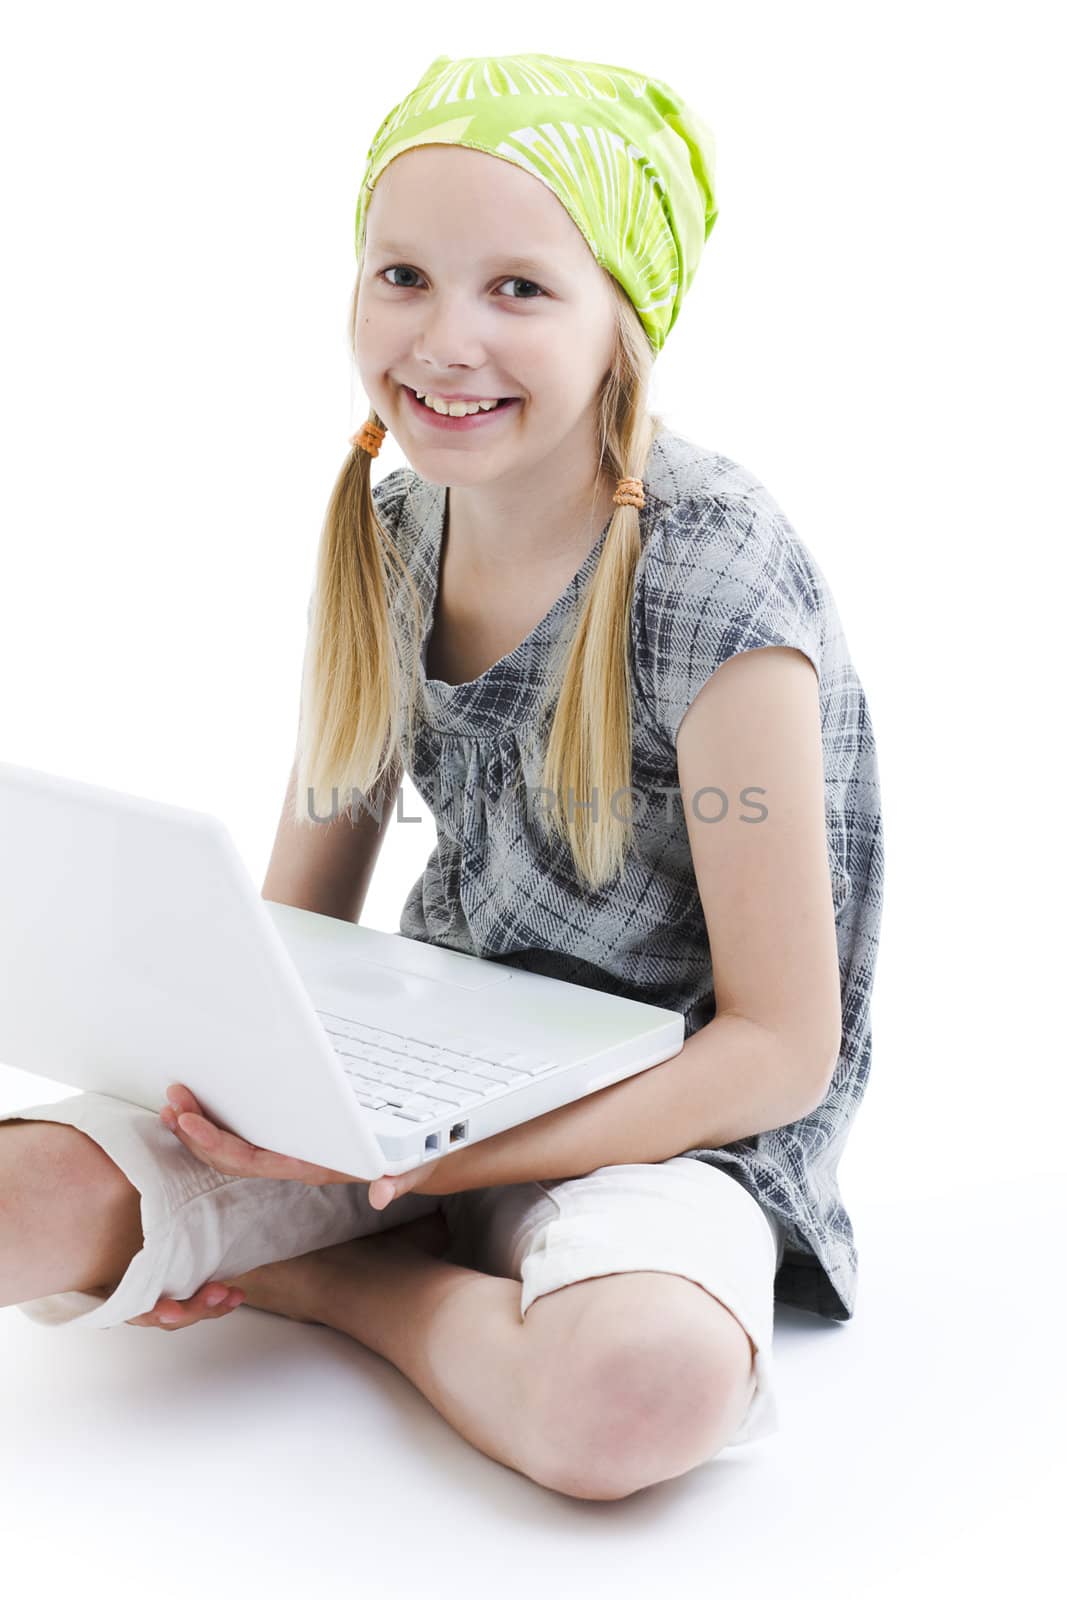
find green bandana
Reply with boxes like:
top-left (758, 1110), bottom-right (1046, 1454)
top-left (353, 52), bottom-right (718, 353)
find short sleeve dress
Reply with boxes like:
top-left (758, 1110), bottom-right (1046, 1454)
top-left (364, 424), bottom-right (884, 1323)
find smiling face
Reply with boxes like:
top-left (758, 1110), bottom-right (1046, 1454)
top-left (355, 144), bottom-right (619, 495)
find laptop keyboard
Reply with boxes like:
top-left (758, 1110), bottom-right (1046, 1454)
top-left (315, 1010), bottom-right (561, 1123)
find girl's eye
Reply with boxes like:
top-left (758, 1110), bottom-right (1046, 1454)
top-left (497, 277), bottom-right (545, 299)
top-left (381, 265), bottom-right (423, 289)
top-left (380, 266), bottom-right (545, 299)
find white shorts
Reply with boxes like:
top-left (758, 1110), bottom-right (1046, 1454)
top-left (1, 1091), bottom-right (786, 1448)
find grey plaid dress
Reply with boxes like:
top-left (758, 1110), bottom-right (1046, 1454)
top-left (363, 424), bottom-right (883, 1322)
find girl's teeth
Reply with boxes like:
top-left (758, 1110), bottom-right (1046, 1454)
top-left (415, 391), bottom-right (503, 417)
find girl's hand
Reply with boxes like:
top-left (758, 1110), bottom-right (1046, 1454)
top-left (126, 1280), bottom-right (246, 1332)
top-left (159, 1083), bottom-right (444, 1210)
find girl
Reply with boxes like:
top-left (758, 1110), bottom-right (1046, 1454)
top-left (0, 53), bottom-right (883, 1501)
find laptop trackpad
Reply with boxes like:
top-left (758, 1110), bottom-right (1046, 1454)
top-left (265, 900), bottom-right (515, 993)
top-left (311, 959), bottom-right (415, 1003)
top-left (310, 949), bottom-right (514, 999)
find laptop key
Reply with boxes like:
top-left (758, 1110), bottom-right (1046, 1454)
top-left (365, 1048), bottom-right (409, 1071)
top-left (336, 1046), bottom-right (375, 1067)
top-left (392, 1071), bottom-right (434, 1094)
top-left (424, 1084), bottom-right (481, 1109)
top-left (426, 1076), bottom-right (505, 1102)
top-left (388, 1037), bottom-right (428, 1059)
top-left (506, 1054), bottom-right (560, 1075)
top-left (459, 1078), bottom-right (508, 1099)
top-left (370, 1068), bottom-right (414, 1090)
top-left (435, 1047), bottom-right (484, 1072)
top-left (403, 1095), bottom-right (457, 1116)
top-left (442, 1069), bottom-right (497, 1093)
top-left (462, 1062), bottom-right (527, 1085)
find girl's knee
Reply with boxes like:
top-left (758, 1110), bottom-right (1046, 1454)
top-left (518, 1274), bottom-right (757, 1498)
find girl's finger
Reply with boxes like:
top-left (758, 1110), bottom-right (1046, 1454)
top-left (166, 1111), bottom-right (266, 1177)
top-left (158, 1110), bottom-right (238, 1175)
top-left (167, 1085), bottom-right (247, 1146)
top-left (176, 1111), bottom-right (219, 1144)
top-left (144, 1284), bottom-right (245, 1328)
top-left (158, 1090), bottom-right (367, 1186)
top-left (165, 1082), bottom-right (203, 1117)
top-left (165, 1111), bottom-right (357, 1184)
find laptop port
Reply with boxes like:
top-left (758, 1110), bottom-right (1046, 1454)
top-left (448, 1121), bottom-right (468, 1145)
top-left (424, 1133), bottom-right (440, 1154)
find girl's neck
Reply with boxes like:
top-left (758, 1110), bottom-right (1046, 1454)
top-left (445, 473), bottom-right (619, 574)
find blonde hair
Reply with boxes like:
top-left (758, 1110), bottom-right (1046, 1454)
top-left (295, 264), bottom-right (663, 892)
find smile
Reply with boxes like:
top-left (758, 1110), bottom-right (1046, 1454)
top-left (402, 384), bottom-right (520, 432)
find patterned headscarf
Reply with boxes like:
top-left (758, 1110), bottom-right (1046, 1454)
top-left (353, 52), bottom-right (718, 353)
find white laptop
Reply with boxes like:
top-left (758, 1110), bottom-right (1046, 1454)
top-left (0, 762), bottom-right (685, 1179)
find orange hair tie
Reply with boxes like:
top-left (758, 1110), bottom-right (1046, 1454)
top-left (350, 419), bottom-right (641, 513)
top-left (613, 476), bottom-right (645, 509)
top-left (350, 420), bottom-right (387, 458)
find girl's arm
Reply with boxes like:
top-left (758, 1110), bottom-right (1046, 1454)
top-left (261, 747), bottom-right (401, 923)
top-left (676, 642), bottom-right (843, 1089)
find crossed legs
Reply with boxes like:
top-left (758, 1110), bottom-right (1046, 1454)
top-left (0, 1119), bottom-right (757, 1501)
top-left (227, 1226), bottom-right (758, 1501)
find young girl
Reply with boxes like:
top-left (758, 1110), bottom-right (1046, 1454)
top-left (0, 53), bottom-right (883, 1501)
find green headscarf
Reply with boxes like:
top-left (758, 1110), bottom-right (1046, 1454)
top-left (353, 52), bottom-right (718, 353)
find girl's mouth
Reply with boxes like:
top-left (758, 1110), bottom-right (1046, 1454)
top-left (401, 385), bottom-right (520, 432)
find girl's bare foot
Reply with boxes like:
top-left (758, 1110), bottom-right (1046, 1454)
top-left (225, 1206), bottom-right (452, 1324)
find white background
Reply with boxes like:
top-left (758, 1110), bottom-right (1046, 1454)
top-left (0, 2), bottom-right (1061, 1595)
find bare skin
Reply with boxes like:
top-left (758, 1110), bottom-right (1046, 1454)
top-left (215, 1227), bottom-right (757, 1502)
top-left (234, 1211), bottom-right (451, 1321)
top-left (127, 1210), bottom-right (452, 1331)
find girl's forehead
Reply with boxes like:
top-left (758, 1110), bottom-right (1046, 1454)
top-left (365, 149), bottom-right (595, 269)
top-left (371, 146), bottom-right (576, 226)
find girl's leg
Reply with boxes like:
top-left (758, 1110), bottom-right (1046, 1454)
top-left (230, 1234), bottom-right (540, 1475)
top-left (0, 1120), bottom-right (144, 1307)
top-left (228, 1234), bottom-right (745, 1501)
